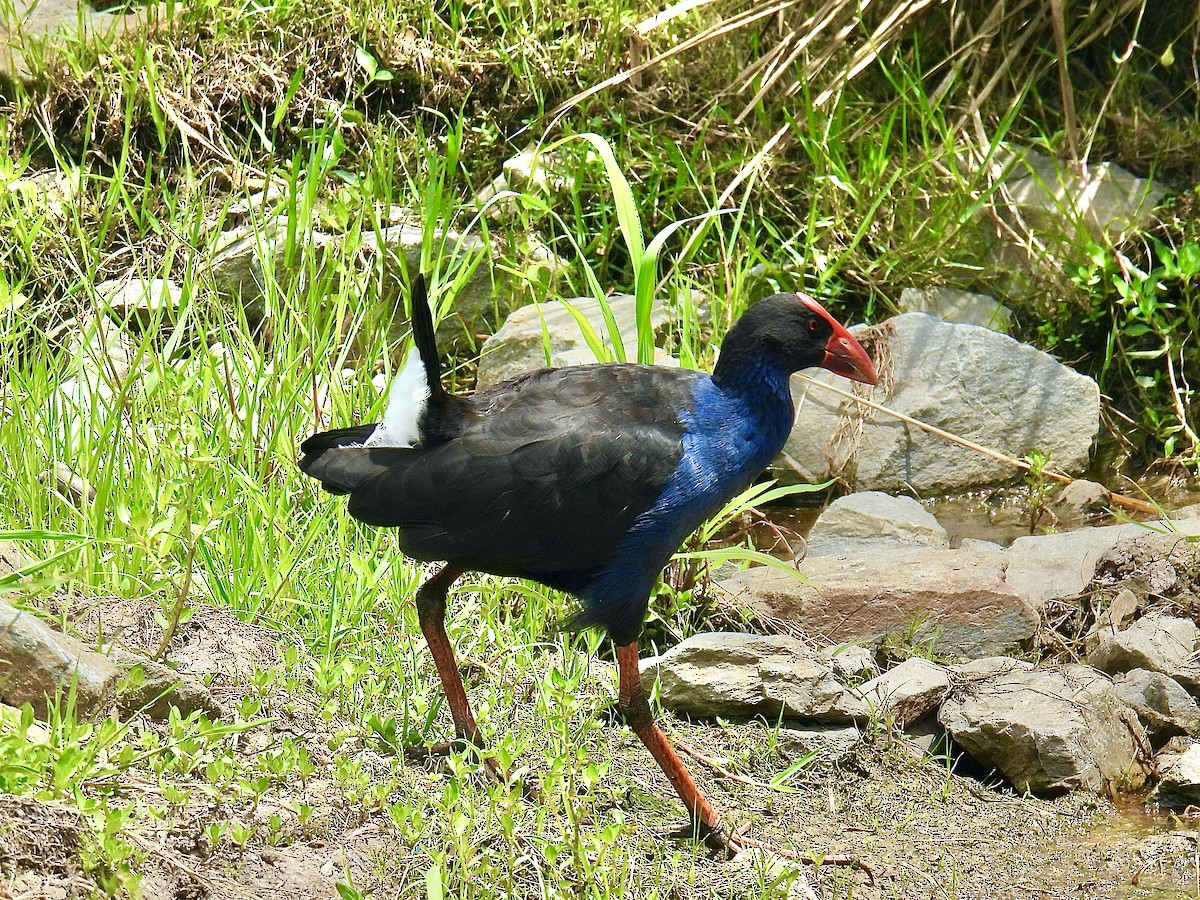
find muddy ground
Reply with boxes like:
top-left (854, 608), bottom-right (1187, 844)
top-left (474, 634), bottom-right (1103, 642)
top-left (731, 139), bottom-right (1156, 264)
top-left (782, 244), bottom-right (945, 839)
top-left (1, 598), bottom-right (1196, 900)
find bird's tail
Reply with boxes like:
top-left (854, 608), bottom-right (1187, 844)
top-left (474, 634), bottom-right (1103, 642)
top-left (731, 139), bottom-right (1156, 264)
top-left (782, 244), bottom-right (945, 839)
top-left (298, 425), bottom-right (381, 494)
top-left (409, 273), bottom-right (446, 405)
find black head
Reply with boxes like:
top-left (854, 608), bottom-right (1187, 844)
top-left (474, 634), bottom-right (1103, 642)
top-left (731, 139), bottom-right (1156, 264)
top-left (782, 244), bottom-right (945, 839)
top-left (713, 292), bottom-right (878, 385)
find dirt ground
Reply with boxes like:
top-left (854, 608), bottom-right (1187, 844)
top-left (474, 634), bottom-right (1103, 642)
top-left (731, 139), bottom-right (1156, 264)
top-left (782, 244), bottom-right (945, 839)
top-left (1, 599), bottom-right (1197, 900)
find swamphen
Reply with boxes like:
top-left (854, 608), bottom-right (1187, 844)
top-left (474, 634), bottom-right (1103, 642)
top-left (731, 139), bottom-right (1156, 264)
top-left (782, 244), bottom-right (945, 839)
top-left (299, 276), bottom-right (877, 852)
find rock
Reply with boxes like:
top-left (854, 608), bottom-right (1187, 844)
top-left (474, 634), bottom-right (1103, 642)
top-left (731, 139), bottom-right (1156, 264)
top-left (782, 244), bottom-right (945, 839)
top-left (777, 725), bottom-right (863, 760)
top-left (950, 656), bottom-right (1030, 680)
top-left (1084, 588), bottom-right (1139, 653)
top-left (476, 294), bottom-right (675, 388)
top-left (825, 645), bottom-right (878, 682)
top-left (65, 317), bottom-right (140, 384)
top-left (846, 658), bottom-right (950, 727)
top-left (898, 287), bottom-right (1012, 331)
top-left (361, 224), bottom-right (510, 345)
top-left (1087, 614), bottom-right (1200, 692)
top-left (639, 633), bottom-right (855, 721)
top-left (1052, 479), bottom-right (1112, 514)
top-left (805, 491), bottom-right (948, 557)
top-left (98, 278), bottom-right (185, 329)
top-left (938, 663), bottom-right (1148, 795)
top-left (1113, 669), bottom-right (1200, 745)
top-left (721, 547), bottom-right (1038, 660)
top-left (0, 542), bottom-right (29, 581)
top-left (1002, 153), bottom-right (1167, 243)
top-left (0, 600), bottom-right (119, 717)
top-left (110, 650), bottom-right (223, 721)
top-left (501, 149), bottom-right (575, 195)
top-left (0, 0), bottom-right (165, 82)
top-left (40, 461), bottom-right (95, 504)
top-left (7, 168), bottom-right (81, 219)
top-left (778, 314), bottom-right (1099, 493)
top-left (958, 537), bottom-right (1005, 553)
top-left (1002, 521), bottom-right (1200, 608)
top-left (1153, 740), bottom-right (1200, 809)
top-left (1091, 529), bottom-right (1200, 611)
top-left (203, 215), bottom-right (294, 319)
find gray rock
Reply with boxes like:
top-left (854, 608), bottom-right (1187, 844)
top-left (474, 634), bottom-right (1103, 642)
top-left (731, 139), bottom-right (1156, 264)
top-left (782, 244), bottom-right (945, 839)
top-left (110, 650), bottom-right (223, 721)
top-left (65, 318), bottom-right (140, 384)
top-left (806, 491), bottom-right (948, 557)
top-left (825, 644), bottom-right (878, 682)
top-left (777, 725), bottom-right (863, 759)
top-left (476, 294), bottom-right (675, 388)
top-left (778, 313), bottom-right (1099, 493)
top-left (98, 278), bottom-right (185, 328)
top-left (41, 462), bottom-right (95, 504)
top-left (639, 632), bottom-right (856, 721)
top-left (898, 287), bottom-right (1012, 331)
top-left (203, 215), bottom-right (299, 320)
top-left (721, 547), bottom-right (1038, 660)
top-left (846, 658), bottom-right (950, 727)
top-left (1003, 155), bottom-right (1167, 243)
top-left (950, 656), bottom-right (1031, 681)
top-left (1113, 669), bottom-right (1200, 745)
top-left (1002, 520), bottom-right (1200, 608)
top-left (1153, 740), bottom-right (1200, 809)
top-left (0, 600), bottom-right (119, 717)
top-left (958, 537), bottom-right (1005, 553)
top-left (939, 664), bottom-right (1148, 795)
top-left (1087, 615), bottom-right (1200, 692)
top-left (1, 0), bottom-right (163, 82)
top-left (0, 543), bottom-right (29, 581)
top-left (361, 224), bottom-right (510, 345)
top-left (1052, 479), bottom-right (1112, 514)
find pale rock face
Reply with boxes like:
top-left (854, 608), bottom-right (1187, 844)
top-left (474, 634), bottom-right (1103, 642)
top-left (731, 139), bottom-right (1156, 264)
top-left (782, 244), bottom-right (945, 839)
top-left (777, 313), bottom-right (1100, 494)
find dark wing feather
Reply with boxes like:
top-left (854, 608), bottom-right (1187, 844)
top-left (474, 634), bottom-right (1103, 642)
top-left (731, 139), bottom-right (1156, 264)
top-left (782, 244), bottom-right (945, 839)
top-left (345, 365), bottom-right (701, 588)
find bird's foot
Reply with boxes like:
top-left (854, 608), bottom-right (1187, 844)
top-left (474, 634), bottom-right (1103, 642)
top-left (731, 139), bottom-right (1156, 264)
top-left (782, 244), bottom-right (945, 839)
top-left (651, 818), bottom-right (744, 859)
top-left (404, 741), bottom-right (541, 801)
top-left (651, 820), bottom-right (874, 879)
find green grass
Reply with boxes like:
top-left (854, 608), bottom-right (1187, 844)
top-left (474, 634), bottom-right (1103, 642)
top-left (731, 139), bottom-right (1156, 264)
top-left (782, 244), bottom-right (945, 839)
top-left (0, 0), bottom-right (1198, 895)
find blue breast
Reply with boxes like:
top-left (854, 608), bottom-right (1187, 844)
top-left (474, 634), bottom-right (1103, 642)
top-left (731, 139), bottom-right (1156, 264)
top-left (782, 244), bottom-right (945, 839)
top-left (579, 361), bottom-right (795, 640)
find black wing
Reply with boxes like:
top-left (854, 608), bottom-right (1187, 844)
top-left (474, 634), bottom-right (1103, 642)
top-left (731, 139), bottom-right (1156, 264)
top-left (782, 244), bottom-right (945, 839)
top-left (344, 365), bottom-right (701, 589)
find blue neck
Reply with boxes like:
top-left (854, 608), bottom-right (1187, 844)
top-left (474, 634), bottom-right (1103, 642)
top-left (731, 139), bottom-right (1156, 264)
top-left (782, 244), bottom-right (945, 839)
top-left (711, 355), bottom-right (795, 435)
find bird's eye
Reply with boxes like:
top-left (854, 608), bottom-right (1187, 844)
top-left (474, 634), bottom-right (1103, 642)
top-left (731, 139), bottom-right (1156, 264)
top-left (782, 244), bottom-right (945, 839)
top-left (806, 319), bottom-right (819, 333)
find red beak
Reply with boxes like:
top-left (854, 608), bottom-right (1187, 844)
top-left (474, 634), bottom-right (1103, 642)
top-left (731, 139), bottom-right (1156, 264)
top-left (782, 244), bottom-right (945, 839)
top-left (822, 323), bottom-right (878, 385)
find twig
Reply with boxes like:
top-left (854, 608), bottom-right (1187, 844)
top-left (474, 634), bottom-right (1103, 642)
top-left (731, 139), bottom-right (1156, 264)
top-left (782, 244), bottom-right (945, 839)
top-left (794, 373), bottom-right (1161, 515)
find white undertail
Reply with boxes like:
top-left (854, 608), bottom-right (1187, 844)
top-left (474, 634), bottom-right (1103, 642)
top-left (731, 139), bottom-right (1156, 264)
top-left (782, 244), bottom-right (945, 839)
top-left (363, 351), bottom-right (430, 448)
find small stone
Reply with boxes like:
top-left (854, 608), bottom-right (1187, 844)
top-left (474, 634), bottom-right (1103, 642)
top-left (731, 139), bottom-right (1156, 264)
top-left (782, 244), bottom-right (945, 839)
top-left (722, 547), bottom-right (1038, 660)
top-left (0, 600), bottom-right (120, 717)
top-left (1087, 614), bottom-right (1200, 691)
top-left (825, 645), bottom-right (878, 682)
top-left (1113, 669), bottom-right (1200, 745)
top-left (778, 313), bottom-right (1100, 493)
top-left (1052, 479), bottom-right (1112, 514)
top-left (476, 294), bottom-right (674, 388)
top-left (40, 461), bottom-right (95, 504)
top-left (639, 632), bottom-right (854, 721)
top-left (898, 286), bottom-right (1012, 331)
top-left (0, 542), bottom-right (29, 580)
top-left (110, 650), bottom-right (224, 721)
top-left (848, 658), bottom-right (950, 727)
top-left (806, 491), bottom-right (949, 557)
top-left (939, 664), bottom-right (1148, 796)
top-left (99, 278), bottom-right (185, 328)
top-left (1154, 740), bottom-right (1200, 809)
top-left (1083, 589), bottom-right (1139, 653)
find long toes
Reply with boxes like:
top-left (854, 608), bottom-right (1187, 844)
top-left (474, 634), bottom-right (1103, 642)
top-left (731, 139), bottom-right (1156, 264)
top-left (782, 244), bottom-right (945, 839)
top-left (403, 740), bottom-right (464, 762)
top-left (650, 820), bottom-right (742, 859)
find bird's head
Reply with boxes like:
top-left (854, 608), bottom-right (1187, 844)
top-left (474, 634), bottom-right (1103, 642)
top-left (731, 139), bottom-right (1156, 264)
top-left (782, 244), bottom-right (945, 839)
top-left (714, 292), bottom-right (878, 386)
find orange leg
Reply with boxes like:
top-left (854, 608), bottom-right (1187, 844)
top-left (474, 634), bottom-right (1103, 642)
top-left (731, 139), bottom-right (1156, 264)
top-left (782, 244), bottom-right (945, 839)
top-left (616, 640), bottom-right (736, 855)
top-left (411, 565), bottom-right (510, 785)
